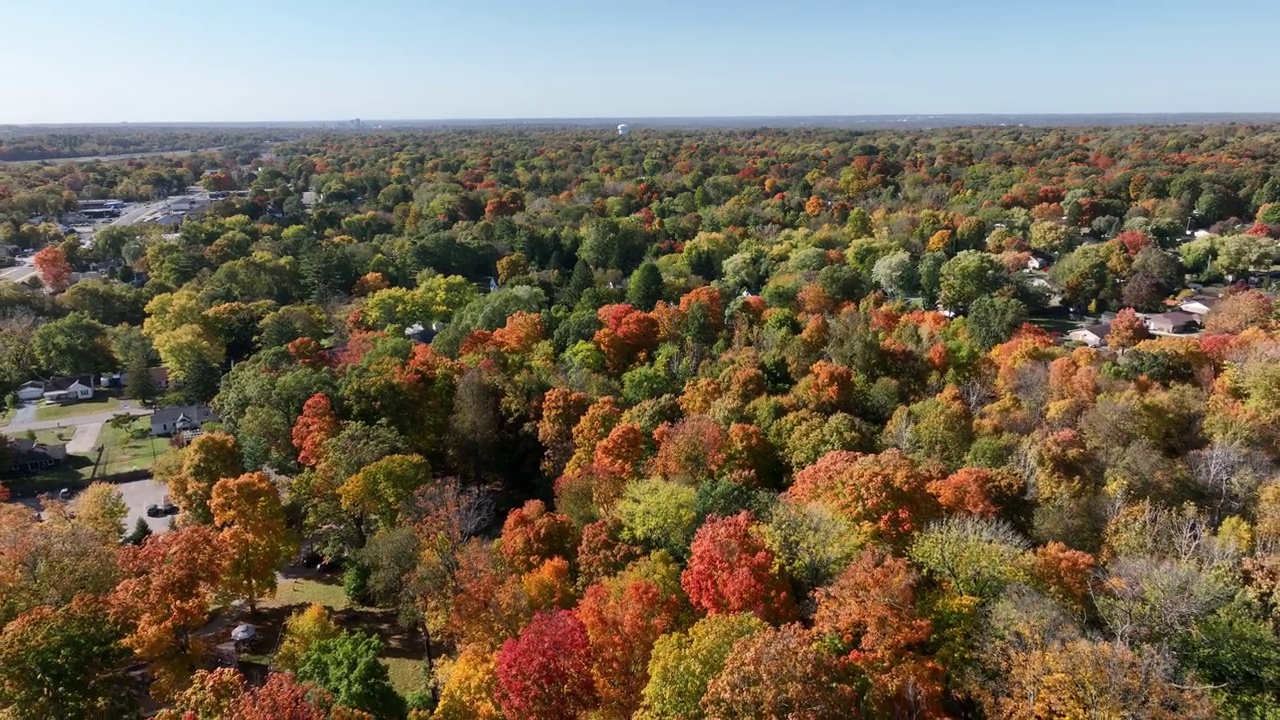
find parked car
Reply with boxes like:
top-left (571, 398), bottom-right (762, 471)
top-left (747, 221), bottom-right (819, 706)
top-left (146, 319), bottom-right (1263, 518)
top-left (145, 504), bottom-right (162, 517)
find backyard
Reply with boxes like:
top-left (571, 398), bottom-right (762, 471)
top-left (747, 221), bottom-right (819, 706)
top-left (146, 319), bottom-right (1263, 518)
top-left (34, 394), bottom-right (123, 422)
top-left (94, 416), bottom-right (172, 476)
top-left (242, 573), bottom-right (427, 698)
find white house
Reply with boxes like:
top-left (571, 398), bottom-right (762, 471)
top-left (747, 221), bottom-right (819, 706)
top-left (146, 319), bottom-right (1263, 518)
top-left (42, 376), bottom-right (95, 404)
top-left (1068, 322), bottom-right (1111, 348)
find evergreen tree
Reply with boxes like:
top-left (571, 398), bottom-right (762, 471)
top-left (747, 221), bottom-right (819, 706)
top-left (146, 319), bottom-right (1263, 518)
top-left (626, 262), bottom-right (664, 311)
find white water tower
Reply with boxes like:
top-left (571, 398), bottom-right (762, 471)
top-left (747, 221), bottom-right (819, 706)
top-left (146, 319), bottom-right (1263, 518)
top-left (617, 124), bottom-right (630, 136)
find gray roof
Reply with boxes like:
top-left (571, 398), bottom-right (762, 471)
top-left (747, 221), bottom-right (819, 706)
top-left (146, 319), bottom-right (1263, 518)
top-left (151, 405), bottom-right (218, 426)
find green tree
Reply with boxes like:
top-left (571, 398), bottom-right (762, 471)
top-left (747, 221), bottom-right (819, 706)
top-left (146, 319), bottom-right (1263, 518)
top-left (31, 311), bottom-right (114, 376)
top-left (939, 250), bottom-right (1007, 312)
top-left (297, 631), bottom-right (406, 719)
top-left (966, 295), bottom-right (1028, 350)
top-left (639, 613), bottom-right (767, 720)
top-left (627, 262), bottom-right (664, 311)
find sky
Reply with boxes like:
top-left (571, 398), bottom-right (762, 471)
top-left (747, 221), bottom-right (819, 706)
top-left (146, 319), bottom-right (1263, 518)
top-left (2, 0), bottom-right (1278, 124)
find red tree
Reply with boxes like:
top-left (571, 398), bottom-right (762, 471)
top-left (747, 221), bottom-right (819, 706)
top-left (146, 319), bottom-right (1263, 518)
top-left (495, 610), bottom-right (597, 720)
top-left (227, 672), bottom-right (332, 720)
top-left (681, 512), bottom-right (796, 624)
top-left (576, 578), bottom-right (683, 718)
top-left (34, 245), bottom-right (72, 293)
top-left (291, 393), bottom-right (339, 468)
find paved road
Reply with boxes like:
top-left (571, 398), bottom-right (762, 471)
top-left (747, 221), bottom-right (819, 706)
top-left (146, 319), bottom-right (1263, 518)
top-left (113, 199), bottom-right (171, 226)
top-left (2, 407), bottom-right (151, 433)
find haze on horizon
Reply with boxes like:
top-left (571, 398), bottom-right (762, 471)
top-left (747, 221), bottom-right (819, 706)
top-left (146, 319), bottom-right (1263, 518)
top-left (4, 0), bottom-right (1279, 125)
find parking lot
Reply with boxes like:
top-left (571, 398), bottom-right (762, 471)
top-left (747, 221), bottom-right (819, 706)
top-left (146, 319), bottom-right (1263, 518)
top-left (17, 477), bottom-right (173, 536)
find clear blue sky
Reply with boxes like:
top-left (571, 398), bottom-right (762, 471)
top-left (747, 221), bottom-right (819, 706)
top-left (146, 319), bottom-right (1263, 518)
top-left (3, 0), bottom-right (1277, 123)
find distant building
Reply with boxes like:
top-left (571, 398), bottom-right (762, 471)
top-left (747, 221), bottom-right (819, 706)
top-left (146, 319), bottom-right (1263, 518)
top-left (1068, 322), bottom-right (1112, 348)
top-left (9, 439), bottom-right (66, 473)
top-left (618, 124), bottom-right (631, 136)
top-left (1179, 296), bottom-right (1219, 317)
top-left (43, 376), bottom-right (95, 405)
top-left (151, 405), bottom-right (218, 437)
top-left (405, 321), bottom-right (442, 345)
top-left (1144, 311), bottom-right (1200, 335)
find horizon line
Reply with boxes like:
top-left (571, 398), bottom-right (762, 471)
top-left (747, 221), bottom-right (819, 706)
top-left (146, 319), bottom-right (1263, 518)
top-left (6, 111), bottom-right (1280, 129)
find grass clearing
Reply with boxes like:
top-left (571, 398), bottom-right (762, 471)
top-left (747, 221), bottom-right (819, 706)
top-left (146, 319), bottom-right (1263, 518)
top-left (246, 573), bottom-right (426, 697)
top-left (34, 394), bottom-right (121, 422)
top-left (261, 576), bottom-right (352, 611)
top-left (95, 417), bottom-right (171, 476)
top-left (384, 657), bottom-right (426, 698)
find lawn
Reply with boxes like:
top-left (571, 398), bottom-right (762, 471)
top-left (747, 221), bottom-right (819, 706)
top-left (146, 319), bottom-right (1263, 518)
top-left (250, 575), bottom-right (427, 698)
top-left (94, 416), bottom-right (172, 476)
top-left (34, 394), bottom-right (122, 422)
top-left (261, 576), bottom-right (351, 611)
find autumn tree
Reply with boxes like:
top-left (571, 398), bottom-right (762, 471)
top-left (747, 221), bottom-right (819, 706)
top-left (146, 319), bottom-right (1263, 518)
top-left (338, 453), bottom-right (431, 533)
top-left (814, 548), bottom-right (943, 716)
top-left (433, 647), bottom-right (502, 720)
top-left (293, 393), bottom-right (339, 468)
top-left (577, 576), bottom-right (684, 718)
top-left (157, 431), bottom-right (242, 525)
top-left (1107, 308), bottom-right (1149, 350)
top-left (498, 499), bottom-right (579, 573)
top-left (788, 449), bottom-right (942, 542)
top-left (0, 597), bottom-right (134, 720)
top-left (210, 472), bottom-right (296, 611)
top-left (72, 481), bottom-right (129, 541)
top-left (110, 525), bottom-right (229, 698)
top-left (276, 603), bottom-right (342, 671)
top-left (639, 612), bottom-right (766, 719)
top-left (33, 244), bottom-right (72, 293)
top-left (495, 610), bottom-right (597, 720)
top-left (701, 623), bottom-right (858, 720)
top-left (681, 511), bottom-right (796, 623)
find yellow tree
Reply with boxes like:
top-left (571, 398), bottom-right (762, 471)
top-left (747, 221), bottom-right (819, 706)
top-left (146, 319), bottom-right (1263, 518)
top-left (72, 482), bottom-right (129, 541)
top-left (275, 604), bottom-right (341, 671)
top-left (209, 472), bottom-right (297, 611)
top-left (338, 453), bottom-right (431, 533)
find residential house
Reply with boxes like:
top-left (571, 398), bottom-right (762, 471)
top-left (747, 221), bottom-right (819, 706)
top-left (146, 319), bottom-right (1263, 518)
top-left (404, 321), bottom-right (442, 345)
top-left (1068, 322), bottom-right (1112, 348)
top-left (1027, 250), bottom-right (1055, 271)
top-left (9, 439), bottom-right (66, 472)
top-left (151, 405), bottom-right (218, 437)
top-left (42, 376), bottom-right (95, 405)
top-left (1144, 311), bottom-right (1200, 335)
top-left (15, 380), bottom-right (45, 402)
top-left (1180, 296), bottom-right (1220, 317)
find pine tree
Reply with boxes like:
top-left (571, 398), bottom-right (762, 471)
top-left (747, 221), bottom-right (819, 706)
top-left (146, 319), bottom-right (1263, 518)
top-left (125, 516), bottom-right (153, 545)
top-left (627, 262), bottom-right (664, 311)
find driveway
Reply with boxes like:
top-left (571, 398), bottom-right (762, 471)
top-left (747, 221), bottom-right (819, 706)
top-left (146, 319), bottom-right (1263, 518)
top-left (66, 421), bottom-right (104, 454)
top-left (11, 401), bottom-right (36, 426)
top-left (117, 478), bottom-right (174, 535)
